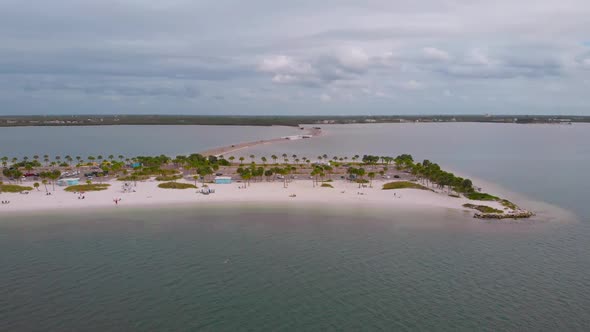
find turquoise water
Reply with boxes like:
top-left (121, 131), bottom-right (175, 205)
top-left (1, 123), bottom-right (590, 330)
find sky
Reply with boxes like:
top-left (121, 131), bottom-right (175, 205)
top-left (0, 0), bottom-right (589, 116)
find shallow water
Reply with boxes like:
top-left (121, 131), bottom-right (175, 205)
top-left (1, 206), bottom-right (588, 331)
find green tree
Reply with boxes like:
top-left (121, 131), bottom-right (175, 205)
top-left (368, 172), bottom-right (376, 188)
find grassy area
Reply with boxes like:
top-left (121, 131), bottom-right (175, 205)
top-left (463, 204), bottom-right (503, 214)
top-left (158, 182), bottom-right (197, 189)
top-left (0, 184), bottom-right (34, 192)
top-left (382, 181), bottom-right (430, 190)
top-left (500, 199), bottom-right (518, 210)
top-left (155, 174), bottom-right (183, 181)
top-left (64, 184), bottom-right (110, 192)
top-left (465, 192), bottom-right (499, 201)
top-left (117, 175), bottom-right (150, 181)
top-left (320, 183), bottom-right (334, 188)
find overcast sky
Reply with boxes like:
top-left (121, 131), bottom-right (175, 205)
top-left (1, 0), bottom-right (589, 115)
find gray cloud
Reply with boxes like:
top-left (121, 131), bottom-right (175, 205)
top-left (0, 0), bottom-right (589, 115)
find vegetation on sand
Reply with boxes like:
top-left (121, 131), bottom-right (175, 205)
top-left (320, 183), bottom-right (334, 188)
top-left (382, 181), bottom-right (430, 190)
top-left (0, 184), bottom-right (33, 192)
top-left (463, 204), bottom-right (503, 214)
top-left (64, 184), bottom-right (110, 192)
top-left (465, 192), bottom-right (499, 201)
top-left (157, 182), bottom-right (197, 189)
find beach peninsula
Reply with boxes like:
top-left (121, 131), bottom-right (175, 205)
top-left (1, 150), bottom-right (533, 219)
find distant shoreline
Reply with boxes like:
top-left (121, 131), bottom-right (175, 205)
top-left (0, 114), bottom-right (587, 127)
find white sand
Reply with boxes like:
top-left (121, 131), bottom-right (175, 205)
top-left (0, 179), bottom-right (508, 215)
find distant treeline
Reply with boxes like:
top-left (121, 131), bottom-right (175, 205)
top-left (0, 114), bottom-right (588, 127)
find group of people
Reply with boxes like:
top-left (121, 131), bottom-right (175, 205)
top-left (1, 200), bottom-right (10, 204)
top-left (45, 192), bottom-right (52, 196)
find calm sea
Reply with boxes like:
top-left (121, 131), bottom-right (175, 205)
top-left (0, 125), bottom-right (299, 159)
top-left (1, 123), bottom-right (590, 331)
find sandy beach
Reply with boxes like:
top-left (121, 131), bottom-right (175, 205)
top-left (0, 178), bottom-right (510, 216)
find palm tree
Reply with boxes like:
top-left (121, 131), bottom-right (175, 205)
top-left (42, 179), bottom-right (48, 192)
top-left (368, 172), bottom-right (376, 188)
top-left (261, 156), bottom-right (267, 165)
top-left (118, 155), bottom-right (124, 161)
top-left (271, 155), bottom-right (278, 164)
top-left (229, 156), bottom-right (235, 163)
top-left (239, 157), bottom-right (244, 164)
top-left (33, 182), bottom-right (40, 191)
top-left (250, 154), bottom-right (255, 163)
top-left (33, 155), bottom-right (39, 162)
top-left (108, 155), bottom-right (114, 161)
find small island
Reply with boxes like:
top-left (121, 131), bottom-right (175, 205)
top-left (0, 151), bottom-right (533, 220)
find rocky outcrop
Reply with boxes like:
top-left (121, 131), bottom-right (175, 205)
top-left (473, 210), bottom-right (534, 220)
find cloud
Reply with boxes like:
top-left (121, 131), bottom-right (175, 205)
top-left (422, 47), bottom-right (451, 61)
top-left (1, 0), bottom-right (590, 115)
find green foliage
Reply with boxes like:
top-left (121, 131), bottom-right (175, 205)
top-left (465, 192), bottom-right (499, 201)
top-left (500, 199), bottom-right (518, 210)
top-left (0, 184), bottom-right (33, 192)
top-left (320, 183), bottom-right (334, 188)
top-left (382, 181), bottom-right (430, 190)
top-left (64, 184), bottom-right (110, 192)
top-left (463, 204), bottom-right (503, 214)
top-left (117, 175), bottom-right (150, 181)
top-left (155, 174), bottom-right (183, 181)
top-left (157, 182), bottom-right (197, 189)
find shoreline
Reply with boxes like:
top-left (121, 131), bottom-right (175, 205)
top-left (0, 178), bottom-right (565, 222)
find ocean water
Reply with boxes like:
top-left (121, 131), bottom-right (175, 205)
top-left (1, 206), bottom-right (589, 331)
top-left (2, 123), bottom-right (590, 330)
top-left (0, 125), bottom-right (299, 159)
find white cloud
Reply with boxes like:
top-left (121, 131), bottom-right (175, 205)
top-left (422, 47), bottom-right (451, 61)
top-left (320, 93), bottom-right (332, 102)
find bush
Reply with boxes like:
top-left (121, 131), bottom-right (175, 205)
top-left (155, 174), bottom-right (182, 181)
top-left (64, 184), bottom-right (110, 192)
top-left (465, 192), bottom-right (499, 201)
top-left (158, 182), bottom-right (196, 189)
top-left (463, 204), bottom-right (503, 214)
top-left (0, 184), bottom-right (33, 192)
top-left (320, 183), bottom-right (334, 188)
top-left (117, 175), bottom-right (150, 181)
top-left (382, 181), bottom-right (430, 190)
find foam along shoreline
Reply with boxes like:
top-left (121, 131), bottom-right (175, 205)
top-left (0, 178), bottom-right (540, 219)
top-left (200, 127), bottom-right (321, 156)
